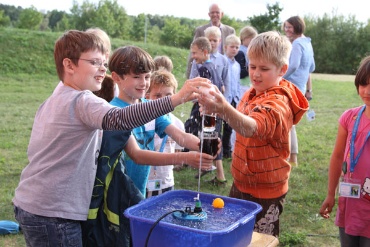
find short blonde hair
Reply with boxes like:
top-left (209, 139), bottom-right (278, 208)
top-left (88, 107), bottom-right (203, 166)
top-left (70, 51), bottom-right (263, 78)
top-left (248, 31), bottom-right (291, 68)
top-left (153, 55), bottom-right (173, 72)
top-left (148, 68), bottom-right (178, 94)
top-left (239, 26), bottom-right (258, 41)
top-left (224, 34), bottom-right (241, 46)
top-left (204, 26), bottom-right (221, 39)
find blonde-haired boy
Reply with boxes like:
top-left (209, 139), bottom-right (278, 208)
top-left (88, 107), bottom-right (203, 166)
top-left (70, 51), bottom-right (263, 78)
top-left (199, 31), bottom-right (309, 236)
top-left (189, 26), bottom-right (228, 95)
top-left (145, 68), bottom-right (186, 197)
top-left (222, 34), bottom-right (242, 159)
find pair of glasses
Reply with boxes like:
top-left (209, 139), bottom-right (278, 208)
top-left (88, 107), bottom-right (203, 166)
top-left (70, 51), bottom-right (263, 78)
top-left (79, 58), bottom-right (108, 69)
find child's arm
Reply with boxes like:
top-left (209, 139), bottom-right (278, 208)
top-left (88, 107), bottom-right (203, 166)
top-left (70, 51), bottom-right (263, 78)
top-left (319, 124), bottom-right (347, 219)
top-left (170, 77), bottom-right (212, 106)
top-left (102, 77), bottom-right (212, 131)
top-left (123, 136), bottom-right (214, 170)
top-left (198, 88), bottom-right (257, 137)
top-left (164, 124), bottom-right (200, 151)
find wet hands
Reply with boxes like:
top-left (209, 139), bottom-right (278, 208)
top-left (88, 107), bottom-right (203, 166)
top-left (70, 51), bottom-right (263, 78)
top-left (185, 151), bottom-right (214, 170)
top-left (197, 86), bottom-right (224, 116)
top-left (171, 77), bottom-right (212, 106)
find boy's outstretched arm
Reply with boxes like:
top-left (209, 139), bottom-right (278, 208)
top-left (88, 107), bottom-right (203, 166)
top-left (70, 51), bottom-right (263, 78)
top-left (164, 124), bottom-right (222, 154)
top-left (198, 88), bottom-right (257, 137)
top-left (123, 136), bottom-right (214, 170)
top-left (170, 77), bottom-right (211, 107)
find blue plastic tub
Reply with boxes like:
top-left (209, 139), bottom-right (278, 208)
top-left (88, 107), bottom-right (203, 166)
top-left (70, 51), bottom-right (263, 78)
top-left (124, 189), bottom-right (262, 247)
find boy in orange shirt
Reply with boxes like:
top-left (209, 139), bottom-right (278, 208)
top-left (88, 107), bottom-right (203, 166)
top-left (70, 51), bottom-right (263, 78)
top-left (198, 31), bottom-right (309, 236)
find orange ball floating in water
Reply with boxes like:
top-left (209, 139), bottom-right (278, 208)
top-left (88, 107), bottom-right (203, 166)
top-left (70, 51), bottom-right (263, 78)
top-left (212, 198), bottom-right (224, 208)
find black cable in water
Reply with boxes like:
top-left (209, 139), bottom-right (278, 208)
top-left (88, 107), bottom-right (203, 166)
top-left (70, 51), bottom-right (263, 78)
top-left (144, 209), bottom-right (185, 247)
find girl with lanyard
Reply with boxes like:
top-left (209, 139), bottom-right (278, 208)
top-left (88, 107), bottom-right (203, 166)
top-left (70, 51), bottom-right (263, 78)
top-left (320, 55), bottom-right (370, 246)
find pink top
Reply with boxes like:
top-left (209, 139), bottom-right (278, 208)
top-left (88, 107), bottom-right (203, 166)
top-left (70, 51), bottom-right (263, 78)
top-left (335, 106), bottom-right (370, 238)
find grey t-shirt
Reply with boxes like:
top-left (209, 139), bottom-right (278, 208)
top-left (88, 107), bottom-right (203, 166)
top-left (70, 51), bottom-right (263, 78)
top-left (13, 84), bottom-right (113, 220)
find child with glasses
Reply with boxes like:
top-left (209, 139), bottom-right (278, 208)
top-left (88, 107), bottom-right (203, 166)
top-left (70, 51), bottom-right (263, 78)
top-left (13, 30), bottom-right (212, 246)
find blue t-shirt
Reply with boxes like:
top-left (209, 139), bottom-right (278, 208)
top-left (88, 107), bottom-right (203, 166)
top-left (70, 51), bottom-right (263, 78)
top-left (110, 97), bottom-right (171, 196)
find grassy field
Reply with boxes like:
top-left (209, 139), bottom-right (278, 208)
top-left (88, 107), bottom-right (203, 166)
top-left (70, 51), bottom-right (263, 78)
top-left (0, 28), bottom-right (363, 246)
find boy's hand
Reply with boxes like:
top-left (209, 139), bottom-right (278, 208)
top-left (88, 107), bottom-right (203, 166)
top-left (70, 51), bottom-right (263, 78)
top-left (171, 77), bottom-right (211, 106)
top-left (184, 151), bottom-right (214, 170)
top-left (198, 86), bottom-right (225, 116)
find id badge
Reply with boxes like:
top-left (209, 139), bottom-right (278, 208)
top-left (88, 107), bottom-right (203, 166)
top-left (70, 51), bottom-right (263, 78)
top-left (147, 179), bottom-right (161, 191)
top-left (339, 177), bottom-right (361, 198)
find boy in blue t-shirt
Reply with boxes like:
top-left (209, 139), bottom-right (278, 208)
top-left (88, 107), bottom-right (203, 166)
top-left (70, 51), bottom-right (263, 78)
top-left (108, 45), bottom-right (216, 196)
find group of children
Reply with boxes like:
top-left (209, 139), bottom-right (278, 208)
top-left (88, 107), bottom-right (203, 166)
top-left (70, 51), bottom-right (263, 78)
top-left (12, 29), bottom-right (215, 246)
top-left (12, 22), bottom-right (370, 246)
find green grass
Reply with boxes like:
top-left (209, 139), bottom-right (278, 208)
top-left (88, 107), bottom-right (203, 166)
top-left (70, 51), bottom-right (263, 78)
top-left (0, 28), bottom-right (363, 246)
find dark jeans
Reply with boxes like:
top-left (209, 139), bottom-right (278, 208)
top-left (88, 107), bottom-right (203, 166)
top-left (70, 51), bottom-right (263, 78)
top-left (14, 206), bottom-right (82, 247)
top-left (229, 183), bottom-right (286, 237)
top-left (222, 100), bottom-right (236, 156)
top-left (339, 227), bottom-right (370, 247)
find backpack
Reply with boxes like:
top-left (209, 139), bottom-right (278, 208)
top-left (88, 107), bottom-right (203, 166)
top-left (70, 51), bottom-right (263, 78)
top-left (0, 220), bottom-right (20, 235)
top-left (81, 130), bottom-right (144, 247)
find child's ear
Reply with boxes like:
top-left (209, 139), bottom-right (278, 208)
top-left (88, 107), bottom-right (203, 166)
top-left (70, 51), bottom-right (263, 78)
top-left (63, 58), bottom-right (74, 72)
top-left (280, 64), bottom-right (288, 76)
top-left (111, 71), bottom-right (124, 82)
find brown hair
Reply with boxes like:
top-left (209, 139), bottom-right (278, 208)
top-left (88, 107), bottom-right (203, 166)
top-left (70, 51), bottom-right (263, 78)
top-left (191, 37), bottom-right (212, 53)
top-left (154, 55), bottom-right (173, 72)
top-left (54, 30), bottom-right (106, 81)
top-left (148, 68), bottom-right (178, 94)
top-left (108, 46), bottom-right (155, 76)
top-left (355, 56), bottom-right (370, 93)
top-left (284, 16), bottom-right (306, 35)
top-left (93, 74), bottom-right (115, 102)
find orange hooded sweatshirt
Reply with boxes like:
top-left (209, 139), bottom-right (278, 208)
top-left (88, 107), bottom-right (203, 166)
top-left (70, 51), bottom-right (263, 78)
top-left (232, 78), bottom-right (309, 199)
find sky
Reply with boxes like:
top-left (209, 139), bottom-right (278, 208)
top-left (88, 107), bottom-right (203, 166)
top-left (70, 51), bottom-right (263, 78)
top-left (1, 0), bottom-right (368, 24)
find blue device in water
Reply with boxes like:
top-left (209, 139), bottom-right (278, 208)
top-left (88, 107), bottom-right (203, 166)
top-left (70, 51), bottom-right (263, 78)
top-left (172, 200), bottom-right (207, 221)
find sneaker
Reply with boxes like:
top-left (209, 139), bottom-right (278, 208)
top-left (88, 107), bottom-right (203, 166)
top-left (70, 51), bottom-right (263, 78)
top-left (194, 165), bottom-right (217, 178)
top-left (208, 177), bottom-right (227, 187)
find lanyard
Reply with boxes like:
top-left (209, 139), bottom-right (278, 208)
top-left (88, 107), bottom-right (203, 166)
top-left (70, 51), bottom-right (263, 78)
top-left (159, 135), bottom-right (168, 153)
top-left (349, 105), bottom-right (370, 173)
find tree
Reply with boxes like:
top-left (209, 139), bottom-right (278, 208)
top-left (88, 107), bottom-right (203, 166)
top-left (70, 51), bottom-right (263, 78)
top-left (130, 13), bottom-right (146, 41)
top-left (55, 14), bottom-right (71, 32)
top-left (248, 2), bottom-right (282, 32)
top-left (160, 17), bottom-right (192, 49)
top-left (0, 9), bottom-right (11, 27)
top-left (48, 10), bottom-right (66, 30)
top-left (17, 6), bottom-right (43, 30)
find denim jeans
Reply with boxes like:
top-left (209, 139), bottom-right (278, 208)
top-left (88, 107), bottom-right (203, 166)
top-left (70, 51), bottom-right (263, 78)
top-left (14, 206), bottom-right (82, 247)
